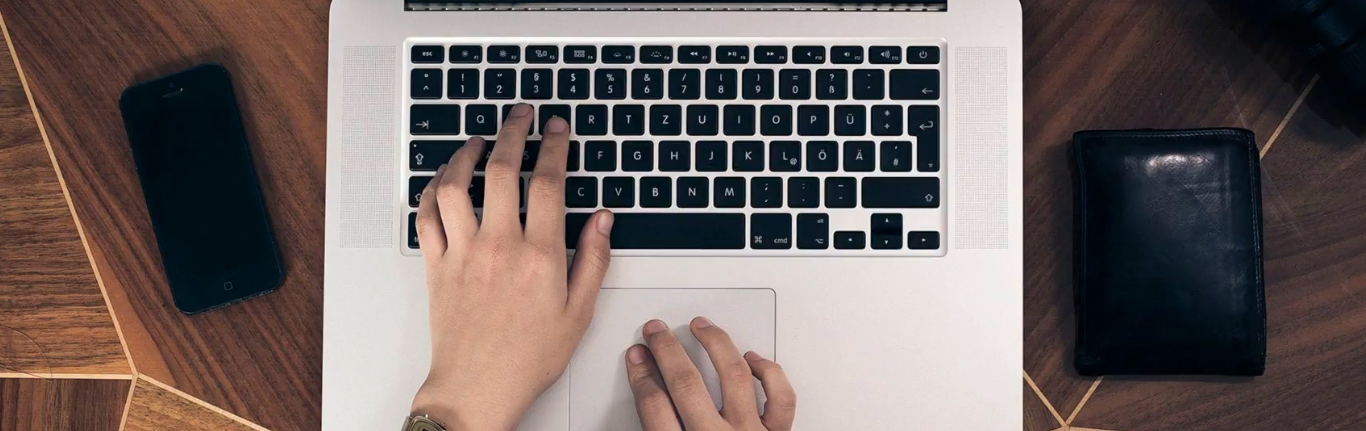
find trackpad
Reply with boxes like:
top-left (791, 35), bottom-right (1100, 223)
top-left (568, 288), bottom-right (776, 431)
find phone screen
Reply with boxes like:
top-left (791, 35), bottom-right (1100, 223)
top-left (120, 64), bottom-right (282, 313)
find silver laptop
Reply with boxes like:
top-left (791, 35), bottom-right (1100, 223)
top-left (324, 1), bottom-right (1023, 429)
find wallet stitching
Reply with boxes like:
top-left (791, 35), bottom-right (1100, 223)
top-left (1243, 132), bottom-right (1269, 367)
top-left (1074, 137), bottom-right (1092, 366)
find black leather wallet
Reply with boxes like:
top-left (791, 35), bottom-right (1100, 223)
top-left (1072, 128), bottom-right (1266, 376)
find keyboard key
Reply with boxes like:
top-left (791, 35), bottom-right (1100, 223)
top-left (872, 232), bottom-right (902, 250)
top-left (488, 45), bottom-right (521, 63)
top-left (834, 105), bottom-right (866, 136)
top-left (713, 177), bottom-right (746, 208)
top-left (565, 45), bottom-right (597, 63)
top-left (794, 46), bottom-right (826, 64)
top-left (640, 177), bottom-right (672, 208)
top-left (788, 177), bottom-right (819, 208)
top-left (806, 141), bottom-right (838, 172)
top-left (466, 104), bottom-right (498, 135)
top-left (797, 213), bottom-right (830, 249)
top-left (641, 45), bottom-right (674, 64)
top-left (679, 46), bottom-right (712, 64)
top-left (521, 69), bottom-right (553, 99)
top-left (871, 105), bottom-right (903, 136)
top-left (907, 46), bottom-right (940, 64)
top-left (566, 177), bottom-right (598, 208)
top-left (501, 104), bottom-right (535, 135)
top-left (742, 69), bottom-right (775, 100)
top-left (732, 141), bottom-right (764, 172)
top-left (595, 69), bottom-right (627, 99)
top-left (695, 141), bottom-right (727, 172)
top-left (750, 213), bottom-right (793, 249)
top-left (632, 69), bottom-right (664, 99)
top-left (872, 213), bottom-right (902, 234)
top-left (447, 69), bottom-right (479, 99)
top-left (659, 141), bottom-right (690, 172)
top-left (880, 141), bottom-right (912, 172)
top-left (412, 45), bottom-right (443, 63)
top-left (669, 69), bottom-right (702, 99)
top-left (558, 69), bottom-right (590, 100)
top-left (824, 177), bottom-right (856, 208)
top-left (526, 45), bottom-right (559, 63)
top-left (575, 105), bottom-right (608, 136)
top-left (862, 177), bottom-right (939, 208)
top-left (650, 105), bottom-right (682, 136)
top-left (603, 177), bottom-right (635, 208)
top-left (475, 143), bottom-right (495, 171)
top-left (723, 105), bottom-right (756, 135)
top-left (890, 69), bottom-right (940, 100)
top-left (687, 105), bottom-right (719, 136)
top-left (614, 105), bottom-right (646, 135)
top-left (539, 105), bottom-right (571, 133)
top-left (520, 140), bottom-right (541, 171)
top-left (568, 140), bottom-right (581, 171)
top-left (909, 105), bottom-right (940, 172)
top-left (410, 140), bottom-right (462, 171)
top-left (843, 141), bottom-right (874, 172)
top-left (585, 140), bottom-right (617, 171)
top-left (908, 231), bottom-right (940, 249)
top-left (411, 69), bottom-right (442, 99)
top-left (751, 177), bottom-right (782, 208)
top-left (831, 46), bottom-right (864, 64)
top-left (779, 69), bottom-right (811, 100)
top-left (603, 45), bottom-right (636, 64)
top-left (717, 46), bottom-right (751, 64)
top-left (869, 46), bottom-right (902, 64)
top-left (449, 45), bottom-right (483, 63)
top-left (484, 69), bottom-right (516, 99)
top-left (769, 141), bottom-right (801, 172)
top-left (759, 105), bottom-right (793, 136)
top-left (622, 140), bottom-right (654, 172)
top-left (834, 231), bottom-right (865, 250)
top-left (815, 69), bottom-right (848, 100)
top-left (676, 177), bottom-right (709, 208)
top-left (410, 105), bottom-right (460, 135)
top-left (565, 213), bottom-right (745, 250)
top-left (853, 70), bottom-right (885, 100)
top-left (408, 213), bottom-right (420, 248)
top-left (797, 105), bottom-right (829, 136)
top-left (706, 69), bottom-right (739, 100)
top-left (755, 46), bottom-right (789, 64)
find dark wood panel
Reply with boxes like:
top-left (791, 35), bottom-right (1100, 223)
top-left (0, 1), bottom-right (327, 429)
top-left (0, 14), bottom-right (128, 376)
top-left (1021, 0), bottom-right (1309, 418)
top-left (0, 378), bottom-right (130, 431)
top-left (124, 377), bottom-right (262, 431)
top-left (1023, 379), bottom-right (1064, 431)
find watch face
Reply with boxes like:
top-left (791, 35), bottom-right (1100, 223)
top-left (406, 416), bottom-right (444, 431)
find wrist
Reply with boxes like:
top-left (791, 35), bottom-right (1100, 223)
top-left (410, 378), bottom-right (521, 431)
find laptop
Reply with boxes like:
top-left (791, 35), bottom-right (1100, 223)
top-left (324, 1), bottom-right (1022, 429)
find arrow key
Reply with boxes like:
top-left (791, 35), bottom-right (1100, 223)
top-left (797, 213), bottom-right (830, 250)
top-left (908, 231), bottom-right (940, 250)
top-left (889, 69), bottom-right (940, 100)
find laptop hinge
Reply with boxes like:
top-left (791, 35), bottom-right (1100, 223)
top-left (404, 2), bottom-right (949, 12)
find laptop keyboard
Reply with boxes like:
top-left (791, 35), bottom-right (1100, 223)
top-left (403, 39), bottom-right (946, 256)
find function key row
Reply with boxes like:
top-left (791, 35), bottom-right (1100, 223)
top-left (411, 44), bottom-right (940, 65)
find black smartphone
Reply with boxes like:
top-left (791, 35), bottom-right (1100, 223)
top-left (119, 63), bottom-right (283, 314)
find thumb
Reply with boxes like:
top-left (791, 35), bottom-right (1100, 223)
top-left (567, 209), bottom-right (613, 320)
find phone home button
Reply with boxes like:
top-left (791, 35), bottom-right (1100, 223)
top-left (223, 281), bottom-right (234, 291)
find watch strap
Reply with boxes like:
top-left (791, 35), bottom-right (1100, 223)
top-left (402, 414), bottom-right (447, 431)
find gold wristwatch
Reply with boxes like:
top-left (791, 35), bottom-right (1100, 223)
top-left (401, 414), bottom-right (447, 431)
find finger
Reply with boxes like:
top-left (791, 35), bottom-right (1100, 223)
top-left (625, 345), bottom-right (684, 431)
top-left (415, 163), bottom-right (449, 261)
top-left (746, 351), bottom-right (796, 431)
top-left (481, 103), bottom-right (533, 231)
top-left (524, 116), bottom-right (570, 243)
top-left (689, 317), bottom-right (759, 422)
top-left (642, 320), bottom-right (723, 427)
top-left (566, 210), bottom-right (613, 323)
top-left (435, 138), bottom-right (485, 242)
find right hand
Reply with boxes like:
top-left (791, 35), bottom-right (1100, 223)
top-left (625, 317), bottom-right (797, 431)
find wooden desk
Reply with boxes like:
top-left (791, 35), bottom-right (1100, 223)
top-left (1, 0), bottom-right (1364, 429)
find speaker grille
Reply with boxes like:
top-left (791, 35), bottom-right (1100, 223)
top-left (952, 47), bottom-right (1009, 250)
top-left (339, 46), bottom-right (397, 248)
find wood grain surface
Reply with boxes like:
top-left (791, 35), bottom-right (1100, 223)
top-left (0, 378), bottom-right (130, 431)
top-left (0, 14), bottom-right (128, 377)
top-left (123, 377), bottom-right (262, 431)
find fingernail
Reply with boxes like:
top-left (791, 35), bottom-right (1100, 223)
top-left (627, 345), bottom-right (648, 365)
top-left (692, 316), bottom-right (714, 328)
top-left (595, 211), bottom-right (614, 235)
top-left (643, 319), bottom-right (667, 335)
top-left (745, 351), bottom-right (765, 361)
top-left (545, 116), bottom-right (568, 133)
top-left (511, 103), bottom-right (532, 117)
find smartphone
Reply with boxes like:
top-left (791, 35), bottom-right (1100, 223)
top-left (119, 63), bottom-right (283, 314)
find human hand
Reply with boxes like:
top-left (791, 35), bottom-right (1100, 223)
top-left (626, 317), bottom-right (797, 431)
top-left (410, 103), bottom-right (615, 431)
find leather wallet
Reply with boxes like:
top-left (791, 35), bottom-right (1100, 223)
top-left (1072, 128), bottom-right (1266, 376)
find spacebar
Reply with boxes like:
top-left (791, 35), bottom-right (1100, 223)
top-left (566, 213), bottom-right (746, 250)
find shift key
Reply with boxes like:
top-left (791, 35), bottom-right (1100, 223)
top-left (861, 177), bottom-right (939, 208)
top-left (410, 140), bottom-right (463, 171)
